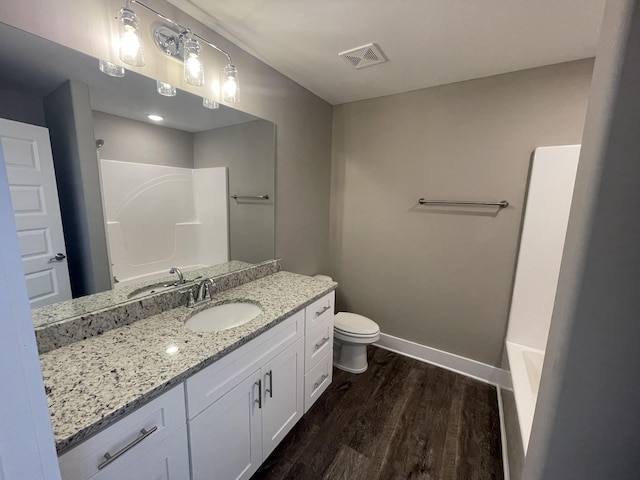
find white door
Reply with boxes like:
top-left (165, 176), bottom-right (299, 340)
top-left (261, 338), bottom-right (304, 459)
top-left (0, 135), bottom-right (61, 479)
top-left (0, 118), bottom-right (72, 307)
top-left (190, 370), bottom-right (263, 480)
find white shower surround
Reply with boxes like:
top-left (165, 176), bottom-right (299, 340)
top-left (100, 160), bottom-right (228, 285)
top-left (505, 145), bottom-right (580, 453)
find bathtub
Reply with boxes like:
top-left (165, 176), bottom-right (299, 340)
top-left (115, 264), bottom-right (209, 287)
top-left (505, 341), bottom-right (545, 452)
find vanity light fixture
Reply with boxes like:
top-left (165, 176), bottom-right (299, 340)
top-left (115, 0), bottom-right (240, 103)
top-left (99, 59), bottom-right (125, 77)
top-left (183, 35), bottom-right (204, 86)
top-left (156, 80), bottom-right (176, 96)
top-left (117, 7), bottom-right (145, 66)
top-left (147, 114), bottom-right (164, 121)
top-left (222, 63), bottom-right (239, 103)
top-left (203, 98), bottom-right (219, 109)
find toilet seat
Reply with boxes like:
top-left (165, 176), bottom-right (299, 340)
top-left (334, 312), bottom-right (380, 336)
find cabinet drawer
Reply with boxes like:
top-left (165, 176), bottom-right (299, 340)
top-left (304, 350), bottom-right (333, 413)
top-left (304, 291), bottom-right (335, 332)
top-left (89, 425), bottom-right (189, 480)
top-left (58, 385), bottom-right (186, 480)
top-left (304, 314), bottom-right (333, 373)
top-left (186, 310), bottom-right (304, 419)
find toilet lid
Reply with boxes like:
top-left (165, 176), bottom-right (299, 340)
top-left (334, 312), bottom-right (379, 336)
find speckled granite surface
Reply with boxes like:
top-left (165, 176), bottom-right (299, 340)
top-left (40, 271), bottom-right (337, 454)
top-left (32, 260), bottom-right (255, 328)
top-left (35, 260), bottom-right (281, 354)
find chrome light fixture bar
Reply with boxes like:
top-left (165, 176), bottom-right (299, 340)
top-left (117, 0), bottom-right (239, 102)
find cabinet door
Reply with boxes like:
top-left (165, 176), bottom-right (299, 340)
top-left (190, 370), bottom-right (262, 480)
top-left (261, 338), bottom-right (304, 459)
top-left (90, 426), bottom-right (189, 480)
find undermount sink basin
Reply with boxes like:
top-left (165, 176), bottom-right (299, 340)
top-left (185, 302), bottom-right (262, 333)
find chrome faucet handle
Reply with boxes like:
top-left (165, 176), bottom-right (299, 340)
top-left (186, 288), bottom-right (196, 308)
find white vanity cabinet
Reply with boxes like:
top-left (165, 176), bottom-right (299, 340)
top-left (56, 290), bottom-right (335, 480)
top-left (303, 291), bottom-right (335, 412)
top-left (187, 311), bottom-right (305, 480)
top-left (58, 385), bottom-right (188, 480)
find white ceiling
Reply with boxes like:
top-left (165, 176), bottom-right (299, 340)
top-left (168, 0), bottom-right (606, 105)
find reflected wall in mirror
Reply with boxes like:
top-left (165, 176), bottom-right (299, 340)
top-left (0, 22), bottom-right (276, 321)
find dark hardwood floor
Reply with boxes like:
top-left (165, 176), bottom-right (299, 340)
top-left (252, 346), bottom-right (503, 480)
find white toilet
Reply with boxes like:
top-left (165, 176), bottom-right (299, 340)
top-left (314, 275), bottom-right (381, 374)
top-left (333, 312), bottom-right (380, 373)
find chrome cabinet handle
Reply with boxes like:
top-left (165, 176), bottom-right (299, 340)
top-left (97, 426), bottom-right (158, 470)
top-left (315, 305), bottom-right (331, 317)
top-left (314, 337), bottom-right (330, 351)
top-left (255, 379), bottom-right (262, 408)
top-left (48, 252), bottom-right (66, 263)
top-left (265, 370), bottom-right (273, 398)
top-left (314, 374), bottom-right (329, 390)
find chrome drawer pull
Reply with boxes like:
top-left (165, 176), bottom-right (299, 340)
top-left (315, 305), bottom-right (331, 317)
top-left (266, 370), bottom-right (273, 398)
top-left (314, 374), bottom-right (329, 390)
top-left (97, 426), bottom-right (158, 470)
top-left (314, 337), bottom-right (330, 351)
top-left (255, 379), bottom-right (262, 408)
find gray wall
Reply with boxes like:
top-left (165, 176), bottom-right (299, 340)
top-left (331, 60), bottom-right (593, 366)
top-left (0, 0), bottom-right (333, 276)
top-left (92, 111), bottom-right (194, 168)
top-left (43, 81), bottom-right (111, 297)
top-left (526, 1), bottom-right (640, 478)
top-left (0, 86), bottom-right (46, 127)
top-left (194, 120), bottom-right (275, 263)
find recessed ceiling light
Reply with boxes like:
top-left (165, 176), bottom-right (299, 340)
top-left (147, 114), bottom-right (164, 121)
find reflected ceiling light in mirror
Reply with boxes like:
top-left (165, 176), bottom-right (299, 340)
top-left (117, 7), bottom-right (145, 67)
top-left (147, 114), bottom-right (164, 121)
top-left (116, 0), bottom-right (239, 103)
top-left (98, 59), bottom-right (125, 78)
top-left (183, 36), bottom-right (204, 86)
top-left (156, 80), bottom-right (176, 97)
top-left (203, 98), bottom-right (219, 109)
top-left (222, 64), bottom-right (239, 103)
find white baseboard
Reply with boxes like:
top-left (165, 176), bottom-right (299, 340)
top-left (374, 333), bottom-right (512, 388)
top-left (497, 386), bottom-right (511, 480)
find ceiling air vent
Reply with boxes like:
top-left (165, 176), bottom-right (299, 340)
top-left (338, 43), bottom-right (388, 69)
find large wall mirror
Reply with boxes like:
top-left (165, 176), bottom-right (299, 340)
top-left (0, 22), bottom-right (276, 324)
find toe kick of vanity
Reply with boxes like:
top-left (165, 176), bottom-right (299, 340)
top-left (54, 279), bottom-right (335, 480)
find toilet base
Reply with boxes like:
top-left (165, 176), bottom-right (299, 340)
top-left (334, 343), bottom-right (370, 374)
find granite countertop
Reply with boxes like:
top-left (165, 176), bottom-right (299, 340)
top-left (40, 271), bottom-right (337, 454)
top-left (32, 260), bottom-right (254, 328)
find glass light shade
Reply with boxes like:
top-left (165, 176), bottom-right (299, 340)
top-left (157, 80), bottom-right (176, 97)
top-left (98, 59), bottom-right (125, 77)
top-left (118, 8), bottom-right (145, 67)
top-left (221, 64), bottom-right (239, 103)
top-left (202, 98), bottom-right (219, 109)
top-left (183, 38), bottom-right (204, 86)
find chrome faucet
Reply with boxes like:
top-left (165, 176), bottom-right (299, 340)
top-left (187, 278), bottom-right (216, 308)
top-left (168, 267), bottom-right (185, 285)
